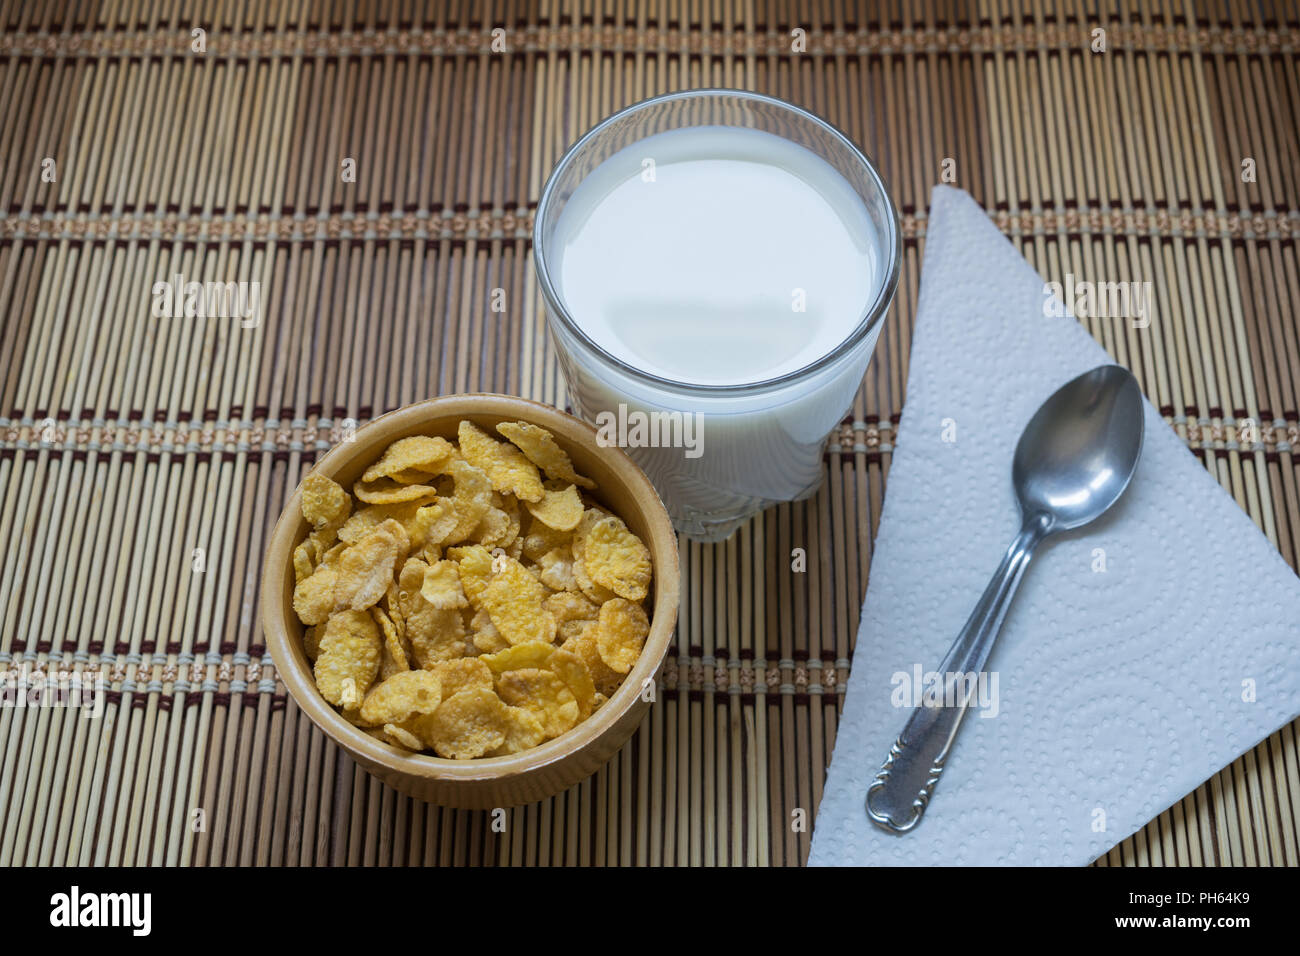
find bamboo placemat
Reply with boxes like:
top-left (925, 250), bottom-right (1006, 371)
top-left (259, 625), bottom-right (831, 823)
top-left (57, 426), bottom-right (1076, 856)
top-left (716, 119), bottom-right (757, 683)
top-left (0, 0), bottom-right (1297, 867)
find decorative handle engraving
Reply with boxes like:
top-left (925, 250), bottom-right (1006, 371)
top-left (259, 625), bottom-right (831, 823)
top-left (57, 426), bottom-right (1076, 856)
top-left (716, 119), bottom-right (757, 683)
top-left (865, 689), bottom-right (970, 833)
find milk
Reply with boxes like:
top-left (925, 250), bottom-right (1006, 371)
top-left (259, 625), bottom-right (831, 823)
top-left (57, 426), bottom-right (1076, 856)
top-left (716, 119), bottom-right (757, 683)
top-left (541, 122), bottom-right (894, 540)
top-left (555, 127), bottom-right (877, 385)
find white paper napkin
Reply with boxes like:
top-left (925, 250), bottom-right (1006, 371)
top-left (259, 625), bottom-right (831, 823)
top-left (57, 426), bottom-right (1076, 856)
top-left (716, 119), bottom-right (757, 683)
top-left (809, 185), bottom-right (1300, 866)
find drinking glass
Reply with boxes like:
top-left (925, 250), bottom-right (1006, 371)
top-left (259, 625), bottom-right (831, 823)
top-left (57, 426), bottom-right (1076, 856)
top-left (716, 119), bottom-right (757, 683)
top-left (534, 90), bottom-right (900, 542)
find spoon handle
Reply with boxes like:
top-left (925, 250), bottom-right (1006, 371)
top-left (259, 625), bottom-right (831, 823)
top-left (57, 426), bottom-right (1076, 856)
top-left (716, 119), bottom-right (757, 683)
top-left (865, 515), bottom-right (1052, 834)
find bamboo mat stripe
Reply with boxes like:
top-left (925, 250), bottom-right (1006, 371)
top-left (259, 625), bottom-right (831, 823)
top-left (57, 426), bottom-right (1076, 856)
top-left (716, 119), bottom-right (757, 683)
top-left (0, 1), bottom-right (1297, 867)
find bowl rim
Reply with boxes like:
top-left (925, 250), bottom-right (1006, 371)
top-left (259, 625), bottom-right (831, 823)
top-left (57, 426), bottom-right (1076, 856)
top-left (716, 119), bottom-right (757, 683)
top-left (262, 393), bottom-right (680, 785)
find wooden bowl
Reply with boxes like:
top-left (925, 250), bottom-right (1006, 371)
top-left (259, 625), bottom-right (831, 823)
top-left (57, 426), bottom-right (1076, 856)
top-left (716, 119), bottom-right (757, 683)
top-left (262, 394), bottom-right (680, 809)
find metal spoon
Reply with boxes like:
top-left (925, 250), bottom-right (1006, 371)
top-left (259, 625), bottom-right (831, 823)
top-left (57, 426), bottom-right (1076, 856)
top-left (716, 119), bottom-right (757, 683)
top-left (865, 364), bottom-right (1145, 834)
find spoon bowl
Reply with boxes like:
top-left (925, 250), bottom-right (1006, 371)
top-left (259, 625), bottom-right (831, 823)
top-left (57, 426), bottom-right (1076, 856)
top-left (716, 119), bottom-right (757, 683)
top-left (1013, 365), bottom-right (1145, 531)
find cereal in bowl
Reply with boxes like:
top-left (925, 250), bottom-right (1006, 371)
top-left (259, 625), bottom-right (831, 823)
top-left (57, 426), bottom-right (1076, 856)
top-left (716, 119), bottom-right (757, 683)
top-left (290, 419), bottom-right (654, 758)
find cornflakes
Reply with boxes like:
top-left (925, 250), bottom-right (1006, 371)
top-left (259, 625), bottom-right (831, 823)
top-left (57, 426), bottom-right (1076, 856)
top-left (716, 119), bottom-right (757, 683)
top-left (547, 646), bottom-right (598, 720)
top-left (560, 632), bottom-right (624, 698)
top-left (593, 598), bottom-right (649, 674)
top-left (293, 541), bottom-right (315, 585)
top-left (521, 517), bottom-right (573, 562)
top-left (429, 657), bottom-right (494, 697)
top-left (536, 546), bottom-right (577, 592)
top-left (441, 458), bottom-right (493, 544)
top-left (545, 590), bottom-right (600, 624)
top-left (408, 499), bottom-right (459, 550)
top-left (458, 421), bottom-right (544, 502)
top-left (469, 607), bottom-right (510, 653)
top-left (478, 556), bottom-right (556, 645)
top-left (420, 687), bottom-right (509, 759)
top-left (525, 482), bottom-right (584, 532)
top-left (359, 670), bottom-right (443, 725)
top-left (334, 519), bottom-right (408, 611)
top-left (583, 516), bottom-right (652, 602)
top-left (354, 476), bottom-right (439, 505)
top-left (337, 501), bottom-right (420, 545)
top-left (290, 417), bottom-right (656, 759)
top-left (421, 559), bottom-right (468, 609)
top-left (301, 474), bottom-right (351, 531)
top-left (398, 558), bottom-right (466, 667)
top-left (496, 421), bottom-right (596, 490)
top-left (383, 722), bottom-right (425, 751)
top-left (314, 609), bottom-right (382, 707)
top-left (490, 706), bottom-right (547, 755)
top-left (293, 563), bottom-right (338, 625)
top-left (448, 544), bottom-right (493, 603)
top-left (361, 435), bottom-right (453, 483)
top-left (303, 624), bottom-right (322, 662)
top-left (481, 640), bottom-right (555, 674)
top-left (496, 668), bottom-right (579, 738)
top-left (372, 605), bottom-right (409, 680)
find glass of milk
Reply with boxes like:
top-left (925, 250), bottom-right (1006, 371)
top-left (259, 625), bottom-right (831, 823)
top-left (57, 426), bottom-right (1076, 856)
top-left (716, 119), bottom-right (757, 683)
top-left (535, 90), bottom-right (900, 541)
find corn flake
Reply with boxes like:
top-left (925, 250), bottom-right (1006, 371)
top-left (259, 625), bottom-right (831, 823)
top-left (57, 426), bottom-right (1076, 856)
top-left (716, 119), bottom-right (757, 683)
top-left (537, 546), bottom-right (578, 592)
top-left (558, 619), bottom-right (594, 644)
top-left (301, 474), bottom-right (351, 531)
top-left (314, 609), bottom-right (382, 707)
top-left (560, 633), bottom-right (624, 698)
top-left (490, 706), bottom-right (547, 755)
top-left (398, 558), bottom-right (466, 666)
top-left (407, 499), bottom-right (460, 550)
top-left (293, 541), bottom-right (315, 585)
top-left (544, 590), bottom-right (600, 624)
top-left (584, 515), bottom-right (652, 602)
top-left (429, 657), bottom-right (494, 697)
top-left (372, 605), bottom-right (409, 680)
top-left (360, 670), bottom-right (443, 725)
top-left (419, 687), bottom-right (509, 759)
top-left (441, 458), bottom-right (493, 544)
top-left (547, 646), bottom-right (598, 720)
top-left (573, 554), bottom-right (618, 605)
top-left (496, 668), bottom-right (579, 738)
top-left (303, 624), bottom-right (322, 662)
top-left (525, 482), bottom-right (584, 532)
top-left (571, 508), bottom-right (619, 603)
top-left (472, 506), bottom-right (512, 548)
top-left (481, 641), bottom-right (555, 674)
top-left (293, 563), bottom-right (338, 625)
top-left (354, 476), bottom-right (440, 505)
top-left (421, 559), bottom-right (469, 609)
top-left (448, 544), bottom-right (493, 604)
top-left (458, 421), bottom-right (544, 502)
top-left (593, 598), bottom-right (649, 675)
top-left (335, 519), bottom-right (408, 611)
top-left (361, 436), bottom-right (454, 483)
top-left (478, 556), bottom-right (557, 645)
top-left (337, 502), bottom-right (420, 544)
top-left (496, 421), bottom-right (596, 490)
top-left (309, 529), bottom-right (339, 564)
top-left (382, 722), bottom-right (425, 750)
top-left (521, 517), bottom-right (573, 562)
top-left (469, 607), bottom-right (510, 653)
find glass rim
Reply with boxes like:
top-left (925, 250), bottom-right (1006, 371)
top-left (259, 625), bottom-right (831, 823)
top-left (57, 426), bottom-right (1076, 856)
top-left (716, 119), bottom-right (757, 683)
top-left (533, 88), bottom-right (902, 397)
